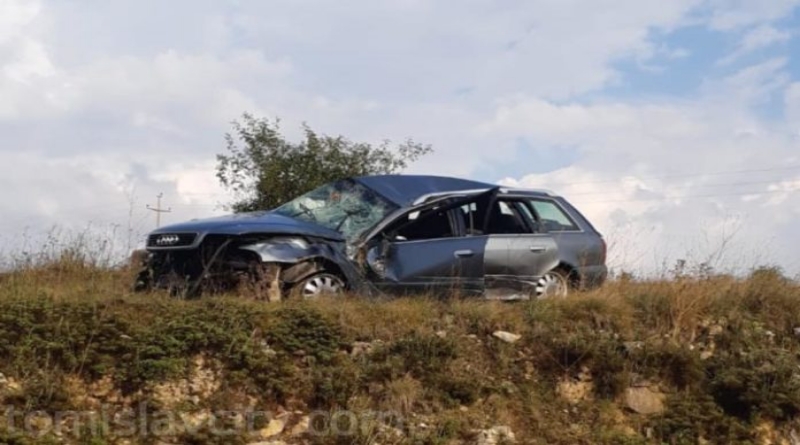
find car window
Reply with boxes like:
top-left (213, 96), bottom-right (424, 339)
top-left (528, 199), bottom-right (579, 232)
top-left (390, 208), bottom-right (455, 241)
top-left (460, 203), bottom-right (482, 235)
top-left (514, 201), bottom-right (542, 233)
top-left (486, 200), bottom-right (531, 234)
top-left (498, 201), bottom-right (515, 215)
top-left (459, 199), bottom-right (531, 235)
top-left (273, 179), bottom-right (398, 240)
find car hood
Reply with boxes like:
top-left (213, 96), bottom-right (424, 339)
top-left (150, 211), bottom-right (345, 241)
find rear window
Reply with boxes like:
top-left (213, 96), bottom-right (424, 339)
top-left (528, 199), bottom-right (579, 232)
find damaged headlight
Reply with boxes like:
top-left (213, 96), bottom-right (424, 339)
top-left (239, 237), bottom-right (312, 263)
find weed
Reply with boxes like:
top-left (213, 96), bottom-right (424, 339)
top-left (379, 332), bottom-right (458, 379)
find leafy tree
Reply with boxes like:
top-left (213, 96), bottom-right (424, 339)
top-left (216, 114), bottom-right (433, 212)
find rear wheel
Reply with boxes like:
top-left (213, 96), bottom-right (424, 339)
top-left (534, 270), bottom-right (569, 299)
top-left (293, 272), bottom-right (346, 299)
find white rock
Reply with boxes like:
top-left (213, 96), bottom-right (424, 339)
top-left (258, 418), bottom-right (286, 439)
top-left (789, 429), bottom-right (800, 445)
top-left (625, 387), bottom-right (665, 415)
top-left (351, 341), bottom-right (378, 356)
top-left (492, 331), bottom-right (521, 343)
top-left (290, 416), bottom-right (310, 436)
top-left (557, 378), bottom-right (593, 404)
top-left (623, 341), bottom-right (644, 353)
top-left (476, 425), bottom-right (516, 445)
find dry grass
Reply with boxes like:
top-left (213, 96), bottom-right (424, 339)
top-left (0, 253), bottom-right (799, 444)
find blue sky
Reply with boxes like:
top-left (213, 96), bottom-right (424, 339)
top-left (1, 0), bottom-right (799, 275)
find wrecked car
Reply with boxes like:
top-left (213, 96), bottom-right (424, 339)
top-left (134, 175), bottom-right (607, 299)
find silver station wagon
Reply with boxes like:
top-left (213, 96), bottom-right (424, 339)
top-left (135, 175), bottom-right (607, 300)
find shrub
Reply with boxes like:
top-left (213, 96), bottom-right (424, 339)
top-left (264, 305), bottom-right (345, 364)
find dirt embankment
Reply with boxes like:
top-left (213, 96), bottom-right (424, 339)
top-left (0, 264), bottom-right (799, 444)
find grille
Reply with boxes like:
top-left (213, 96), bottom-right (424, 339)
top-left (147, 233), bottom-right (198, 248)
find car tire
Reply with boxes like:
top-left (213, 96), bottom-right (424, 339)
top-left (292, 272), bottom-right (346, 299)
top-left (534, 269), bottom-right (570, 299)
top-left (132, 271), bottom-right (151, 293)
top-left (130, 249), bottom-right (152, 293)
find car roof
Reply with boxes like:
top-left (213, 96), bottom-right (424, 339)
top-left (411, 187), bottom-right (559, 206)
top-left (353, 175), bottom-right (495, 206)
top-left (353, 175), bottom-right (560, 207)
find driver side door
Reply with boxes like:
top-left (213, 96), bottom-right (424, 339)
top-left (364, 198), bottom-right (489, 296)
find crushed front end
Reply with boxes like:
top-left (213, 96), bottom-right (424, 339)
top-left (134, 232), bottom-right (269, 297)
top-left (133, 230), bottom-right (372, 299)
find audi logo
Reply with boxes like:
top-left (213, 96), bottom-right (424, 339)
top-left (155, 234), bottom-right (180, 246)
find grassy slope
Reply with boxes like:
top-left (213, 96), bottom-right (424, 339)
top-left (0, 260), bottom-right (799, 444)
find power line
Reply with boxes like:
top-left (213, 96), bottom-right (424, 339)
top-left (564, 178), bottom-right (800, 197)
top-left (170, 203), bottom-right (222, 208)
top-left (146, 193), bottom-right (171, 228)
top-left (540, 164), bottom-right (800, 187)
top-left (569, 187), bottom-right (798, 204)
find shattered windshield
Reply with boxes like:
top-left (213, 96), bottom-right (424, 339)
top-left (273, 179), bottom-right (398, 240)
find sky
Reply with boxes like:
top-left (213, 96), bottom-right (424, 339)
top-left (1, 0), bottom-right (799, 276)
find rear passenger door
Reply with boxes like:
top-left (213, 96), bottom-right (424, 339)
top-left (459, 196), bottom-right (558, 299)
top-left (522, 197), bottom-right (606, 281)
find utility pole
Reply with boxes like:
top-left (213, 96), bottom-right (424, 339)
top-left (146, 193), bottom-right (172, 228)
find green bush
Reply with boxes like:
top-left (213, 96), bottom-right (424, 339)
top-left (651, 393), bottom-right (753, 445)
top-left (705, 319), bottom-right (800, 421)
top-left (264, 305), bottom-right (345, 364)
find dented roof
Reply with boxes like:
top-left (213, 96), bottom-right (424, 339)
top-left (353, 174), bottom-right (494, 206)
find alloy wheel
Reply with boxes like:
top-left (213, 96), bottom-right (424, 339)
top-left (300, 273), bottom-right (345, 298)
top-left (534, 271), bottom-right (569, 299)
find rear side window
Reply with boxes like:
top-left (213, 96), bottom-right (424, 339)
top-left (528, 199), bottom-right (579, 232)
top-left (459, 199), bottom-right (532, 235)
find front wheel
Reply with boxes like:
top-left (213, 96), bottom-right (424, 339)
top-left (130, 250), bottom-right (152, 293)
top-left (292, 272), bottom-right (346, 299)
top-left (534, 270), bottom-right (569, 299)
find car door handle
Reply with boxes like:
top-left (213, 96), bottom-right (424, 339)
top-left (454, 249), bottom-right (474, 258)
top-left (529, 246), bottom-right (547, 253)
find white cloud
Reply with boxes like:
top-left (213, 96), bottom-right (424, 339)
top-left (718, 24), bottom-right (792, 65)
top-left (2, 49), bottom-right (292, 124)
top-left (787, 82), bottom-right (800, 128)
top-left (0, 0), bottom-right (40, 43)
top-left (739, 24), bottom-right (792, 51)
top-left (3, 39), bottom-right (55, 82)
top-left (708, 0), bottom-right (800, 30)
top-left (229, 0), bottom-right (705, 100)
top-left (0, 0), bottom-right (59, 119)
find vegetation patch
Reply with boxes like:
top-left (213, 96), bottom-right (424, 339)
top-left (1, 259), bottom-right (800, 443)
